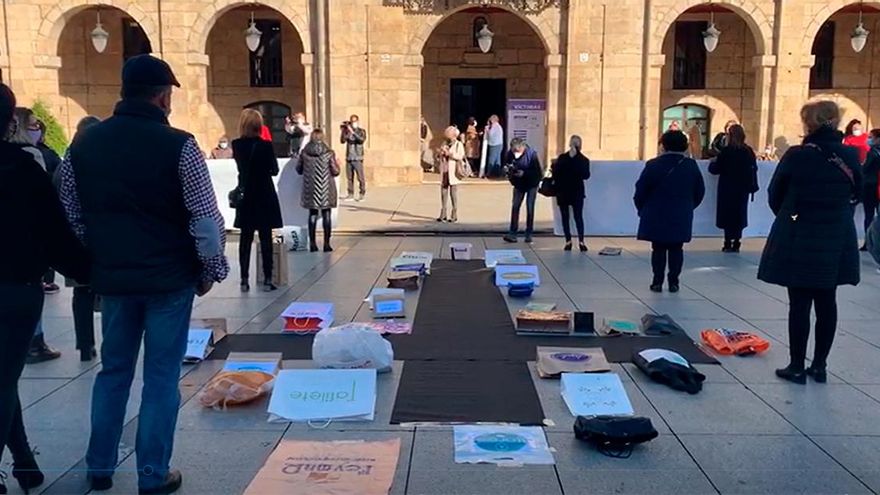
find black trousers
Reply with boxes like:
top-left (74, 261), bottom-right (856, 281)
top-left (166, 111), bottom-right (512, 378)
top-left (651, 242), bottom-right (684, 285)
top-left (0, 284), bottom-right (43, 465)
top-left (558, 198), bottom-right (585, 242)
top-left (239, 227), bottom-right (273, 281)
top-left (787, 287), bottom-right (838, 370)
top-left (309, 209), bottom-right (332, 247)
top-left (724, 228), bottom-right (744, 242)
top-left (347, 160), bottom-right (366, 196)
top-left (73, 286), bottom-right (96, 351)
top-left (863, 193), bottom-right (878, 235)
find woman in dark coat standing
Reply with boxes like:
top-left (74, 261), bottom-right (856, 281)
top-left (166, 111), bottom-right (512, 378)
top-left (709, 124), bottom-right (758, 253)
top-left (859, 128), bottom-right (880, 250)
top-left (551, 135), bottom-right (591, 251)
top-left (297, 129), bottom-right (340, 252)
top-left (758, 101), bottom-right (861, 384)
top-left (635, 130), bottom-right (706, 293)
top-left (233, 109), bottom-right (283, 293)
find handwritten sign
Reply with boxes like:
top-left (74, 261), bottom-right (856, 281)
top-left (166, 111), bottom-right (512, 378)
top-left (560, 373), bottom-right (634, 417)
top-left (267, 369), bottom-right (377, 422)
top-left (183, 328), bottom-right (213, 363)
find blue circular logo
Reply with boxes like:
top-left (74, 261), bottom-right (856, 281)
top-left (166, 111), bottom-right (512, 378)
top-left (551, 352), bottom-right (590, 362)
top-left (474, 433), bottom-right (528, 452)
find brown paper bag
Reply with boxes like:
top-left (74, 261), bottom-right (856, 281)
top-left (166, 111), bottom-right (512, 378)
top-left (536, 346), bottom-right (611, 378)
top-left (256, 235), bottom-right (289, 287)
top-left (244, 439), bottom-right (401, 495)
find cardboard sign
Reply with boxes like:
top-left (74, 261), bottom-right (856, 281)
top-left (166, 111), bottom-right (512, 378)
top-left (224, 352), bottom-right (283, 375)
top-left (372, 293), bottom-right (405, 319)
top-left (184, 328), bottom-right (214, 363)
top-left (281, 302), bottom-right (334, 334)
top-left (485, 249), bottom-right (526, 268)
top-left (560, 373), bottom-right (634, 417)
top-left (449, 242), bottom-right (472, 260)
top-left (495, 265), bottom-right (540, 287)
top-left (267, 369), bottom-right (377, 423)
top-left (536, 347), bottom-right (611, 378)
top-left (454, 426), bottom-right (555, 465)
top-left (399, 251), bottom-right (434, 273)
top-left (244, 439), bottom-right (401, 495)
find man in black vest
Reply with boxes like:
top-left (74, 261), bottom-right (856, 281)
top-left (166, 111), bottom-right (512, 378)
top-left (58, 55), bottom-right (229, 495)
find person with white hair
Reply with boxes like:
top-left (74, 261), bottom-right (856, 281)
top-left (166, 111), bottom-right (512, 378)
top-left (437, 125), bottom-right (465, 222)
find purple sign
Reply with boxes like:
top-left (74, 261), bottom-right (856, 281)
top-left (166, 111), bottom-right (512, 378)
top-left (508, 99), bottom-right (546, 111)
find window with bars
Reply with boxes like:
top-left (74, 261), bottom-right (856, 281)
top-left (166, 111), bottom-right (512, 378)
top-left (810, 22), bottom-right (835, 90)
top-left (122, 18), bottom-right (152, 60)
top-left (249, 19), bottom-right (283, 88)
top-left (672, 21), bottom-right (708, 90)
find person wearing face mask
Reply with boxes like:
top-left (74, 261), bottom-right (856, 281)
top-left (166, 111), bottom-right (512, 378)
top-left (58, 54), bottom-right (229, 494)
top-left (843, 119), bottom-right (870, 164)
top-left (708, 120), bottom-right (738, 158)
top-left (33, 120), bottom-right (62, 176)
top-left (340, 114), bottom-right (368, 202)
top-left (551, 135), bottom-right (591, 251)
top-left (284, 112), bottom-right (312, 157)
top-left (209, 136), bottom-right (233, 159)
top-left (503, 138), bottom-right (543, 243)
top-left (860, 128), bottom-right (880, 250)
top-left (486, 115), bottom-right (504, 178)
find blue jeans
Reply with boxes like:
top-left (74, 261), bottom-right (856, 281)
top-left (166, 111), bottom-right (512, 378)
top-left (86, 288), bottom-right (195, 489)
top-left (509, 187), bottom-right (538, 237)
top-left (487, 145), bottom-right (502, 177)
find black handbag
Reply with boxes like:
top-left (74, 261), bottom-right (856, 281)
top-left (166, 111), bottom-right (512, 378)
top-left (538, 177), bottom-right (556, 197)
top-left (229, 142), bottom-right (257, 209)
top-left (574, 416), bottom-right (658, 458)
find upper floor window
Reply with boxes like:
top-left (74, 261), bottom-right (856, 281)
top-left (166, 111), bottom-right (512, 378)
top-left (810, 22), bottom-right (835, 90)
top-left (249, 19), bottom-right (283, 88)
top-left (673, 21), bottom-right (707, 90)
top-left (122, 18), bottom-right (152, 60)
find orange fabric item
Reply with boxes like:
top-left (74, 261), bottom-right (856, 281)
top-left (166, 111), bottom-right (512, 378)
top-left (198, 370), bottom-right (274, 408)
top-left (701, 328), bottom-right (770, 356)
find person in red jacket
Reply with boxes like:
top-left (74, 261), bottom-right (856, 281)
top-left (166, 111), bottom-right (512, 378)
top-left (843, 119), bottom-right (870, 164)
top-left (260, 124), bottom-right (272, 142)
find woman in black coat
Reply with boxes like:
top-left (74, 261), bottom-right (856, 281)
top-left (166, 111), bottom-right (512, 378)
top-left (232, 109), bottom-right (283, 293)
top-left (708, 124), bottom-right (759, 253)
top-left (860, 128), bottom-right (880, 249)
top-left (551, 135), bottom-right (591, 251)
top-left (0, 83), bottom-right (89, 494)
top-left (634, 130), bottom-right (706, 293)
top-left (758, 101), bottom-right (861, 384)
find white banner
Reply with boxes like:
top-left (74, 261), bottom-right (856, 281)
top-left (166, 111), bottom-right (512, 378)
top-left (507, 99), bottom-right (547, 164)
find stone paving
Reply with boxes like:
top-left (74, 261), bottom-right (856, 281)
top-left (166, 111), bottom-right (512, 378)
top-left (9, 235), bottom-right (880, 495)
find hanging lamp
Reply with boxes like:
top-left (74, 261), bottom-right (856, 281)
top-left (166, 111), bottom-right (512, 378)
top-left (852, 9), bottom-right (870, 53)
top-left (245, 12), bottom-right (262, 52)
top-left (703, 9), bottom-right (721, 53)
top-left (90, 10), bottom-right (109, 53)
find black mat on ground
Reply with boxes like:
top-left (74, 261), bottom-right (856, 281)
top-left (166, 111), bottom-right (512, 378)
top-left (390, 360), bottom-right (545, 425)
top-left (207, 333), bottom-right (314, 360)
top-left (385, 259), bottom-right (717, 364)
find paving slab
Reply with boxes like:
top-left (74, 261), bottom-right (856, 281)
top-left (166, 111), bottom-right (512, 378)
top-left (810, 435), bottom-right (880, 493)
top-left (748, 384), bottom-right (880, 436)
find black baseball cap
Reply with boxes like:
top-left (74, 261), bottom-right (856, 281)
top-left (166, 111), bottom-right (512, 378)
top-left (121, 54), bottom-right (181, 88)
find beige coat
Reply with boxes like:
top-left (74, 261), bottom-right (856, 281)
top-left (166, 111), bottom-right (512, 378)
top-left (439, 139), bottom-right (466, 186)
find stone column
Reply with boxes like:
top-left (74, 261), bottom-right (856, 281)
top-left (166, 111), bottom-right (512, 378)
top-left (545, 53), bottom-right (563, 166)
top-left (301, 52), bottom-right (315, 120)
top-left (184, 52), bottom-right (211, 148)
top-left (752, 54), bottom-right (777, 153)
top-left (640, 53), bottom-right (665, 159)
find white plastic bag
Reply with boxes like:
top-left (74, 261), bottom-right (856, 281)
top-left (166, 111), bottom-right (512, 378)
top-left (312, 324), bottom-right (394, 373)
top-left (279, 225), bottom-right (307, 251)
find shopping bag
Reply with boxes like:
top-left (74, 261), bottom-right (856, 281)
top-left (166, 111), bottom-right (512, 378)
top-left (449, 242), bottom-right (472, 260)
top-left (244, 439), bottom-right (401, 495)
top-left (257, 235), bottom-right (289, 287)
top-left (280, 302), bottom-right (334, 334)
top-left (279, 225), bottom-right (307, 251)
top-left (267, 369), bottom-right (377, 423)
top-left (198, 370), bottom-right (275, 409)
top-left (312, 325), bottom-right (394, 373)
top-left (700, 328), bottom-right (770, 356)
top-left (560, 373), bottom-right (633, 417)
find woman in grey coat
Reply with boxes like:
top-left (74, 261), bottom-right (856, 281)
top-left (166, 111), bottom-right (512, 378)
top-left (297, 129), bottom-right (340, 252)
top-left (758, 101), bottom-right (861, 384)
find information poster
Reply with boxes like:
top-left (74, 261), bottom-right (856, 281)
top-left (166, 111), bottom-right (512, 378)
top-left (506, 99), bottom-right (547, 165)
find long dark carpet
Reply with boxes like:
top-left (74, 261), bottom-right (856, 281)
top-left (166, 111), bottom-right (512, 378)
top-left (390, 360), bottom-right (544, 425)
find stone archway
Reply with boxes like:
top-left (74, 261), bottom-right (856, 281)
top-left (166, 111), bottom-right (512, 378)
top-left (651, 0), bottom-right (773, 56)
top-left (188, 0), bottom-right (311, 56)
top-left (800, 1), bottom-right (880, 57)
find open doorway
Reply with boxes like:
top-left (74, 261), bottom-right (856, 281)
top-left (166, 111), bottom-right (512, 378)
top-left (450, 78), bottom-right (507, 132)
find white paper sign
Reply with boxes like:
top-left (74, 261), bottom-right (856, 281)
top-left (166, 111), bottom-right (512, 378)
top-left (638, 348), bottom-right (690, 367)
top-left (183, 328), bottom-right (213, 363)
top-left (454, 426), bottom-right (555, 465)
top-left (560, 373), bottom-right (634, 417)
top-left (484, 249), bottom-right (526, 268)
top-left (495, 264), bottom-right (540, 287)
top-left (267, 369), bottom-right (377, 423)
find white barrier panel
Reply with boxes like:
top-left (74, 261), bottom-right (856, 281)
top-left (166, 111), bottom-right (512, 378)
top-left (207, 158), bottom-right (340, 231)
top-left (552, 160), bottom-right (865, 237)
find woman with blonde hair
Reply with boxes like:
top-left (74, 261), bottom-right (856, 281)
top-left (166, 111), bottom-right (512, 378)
top-left (232, 108), bottom-right (283, 292)
top-left (437, 125), bottom-right (465, 222)
top-left (759, 101), bottom-right (862, 384)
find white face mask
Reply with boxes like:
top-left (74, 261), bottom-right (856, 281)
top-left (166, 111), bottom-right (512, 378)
top-left (351, 122), bottom-right (359, 129)
top-left (219, 142), bottom-right (228, 149)
top-left (513, 151), bottom-right (524, 159)
top-left (853, 129), bottom-right (864, 136)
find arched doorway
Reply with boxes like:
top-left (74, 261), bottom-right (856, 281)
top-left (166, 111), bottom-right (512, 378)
top-left (205, 5), bottom-right (306, 156)
top-left (420, 6), bottom-right (550, 172)
top-left (246, 100), bottom-right (291, 156)
top-left (57, 6), bottom-right (152, 134)
top-left (803, 4), bottom-right (880, 130)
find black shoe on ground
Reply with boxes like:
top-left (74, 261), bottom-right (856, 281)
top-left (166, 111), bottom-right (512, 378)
top-left (89, 475), bottom-right (113, 492)
top-left (579, 243), bottom-right (588, 252)
top-left (80, 347), bottom-right (97, 362)
top-left (503, 235), bottom-right (517, 243)
top-left (323, 245), bottom-right (333, 252)
top-left (668, 283), bottom-right (680, 293)
top-left (731, 240), bottom-right (742, 253)
top-left (25, 344), bottom-right (61, 364)
top-left (12, 457), bottom-right (44, 494)
top-left (722, 240), bottom-right (732, 253)
top-left (860, 244), bottom-right (868, 252)
top-left (139, 470), bottom-right (182, 495)
top-left (775, 365), bottom-right (807, 384)
top-left (240, 281), bottom-right (250, 293)
top-left (524, 236), bottom-right (533, 244)
top-left (806, 365), bottom-right (827, 383)
top-left (262, 282), bottom-right (278, 293)
top-left (436, 217), bottom-right (447, 223)
top-left (309, 244), bottom-right (319, 252)
top-left (650, 284), bottom-right (663, 293)
top-left (563, 242), bottom-right (572, 251)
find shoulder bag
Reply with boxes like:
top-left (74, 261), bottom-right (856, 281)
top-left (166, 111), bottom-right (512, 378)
top-left (228, 143), bottom-right (257, 209)
top-left (574, 416), bottom-right (659, 458)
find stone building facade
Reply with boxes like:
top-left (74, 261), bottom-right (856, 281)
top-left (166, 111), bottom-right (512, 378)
top-left (1, 0), bottom-right (878, 184)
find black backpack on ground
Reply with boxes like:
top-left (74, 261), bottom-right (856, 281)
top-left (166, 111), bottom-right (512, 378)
top-left (633, 350), bottom-right (706, 394)
top-left (574, 416), bottom-right (659, 458)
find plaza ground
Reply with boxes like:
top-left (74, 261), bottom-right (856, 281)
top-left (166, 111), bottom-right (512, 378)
top-left (9, 234), bottom-right (880, 495)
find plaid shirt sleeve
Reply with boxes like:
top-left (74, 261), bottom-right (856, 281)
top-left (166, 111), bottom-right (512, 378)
top-left (58, 150), bottom-right (86, 242)
top-left (179, 137), bottom-right (230, 283)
